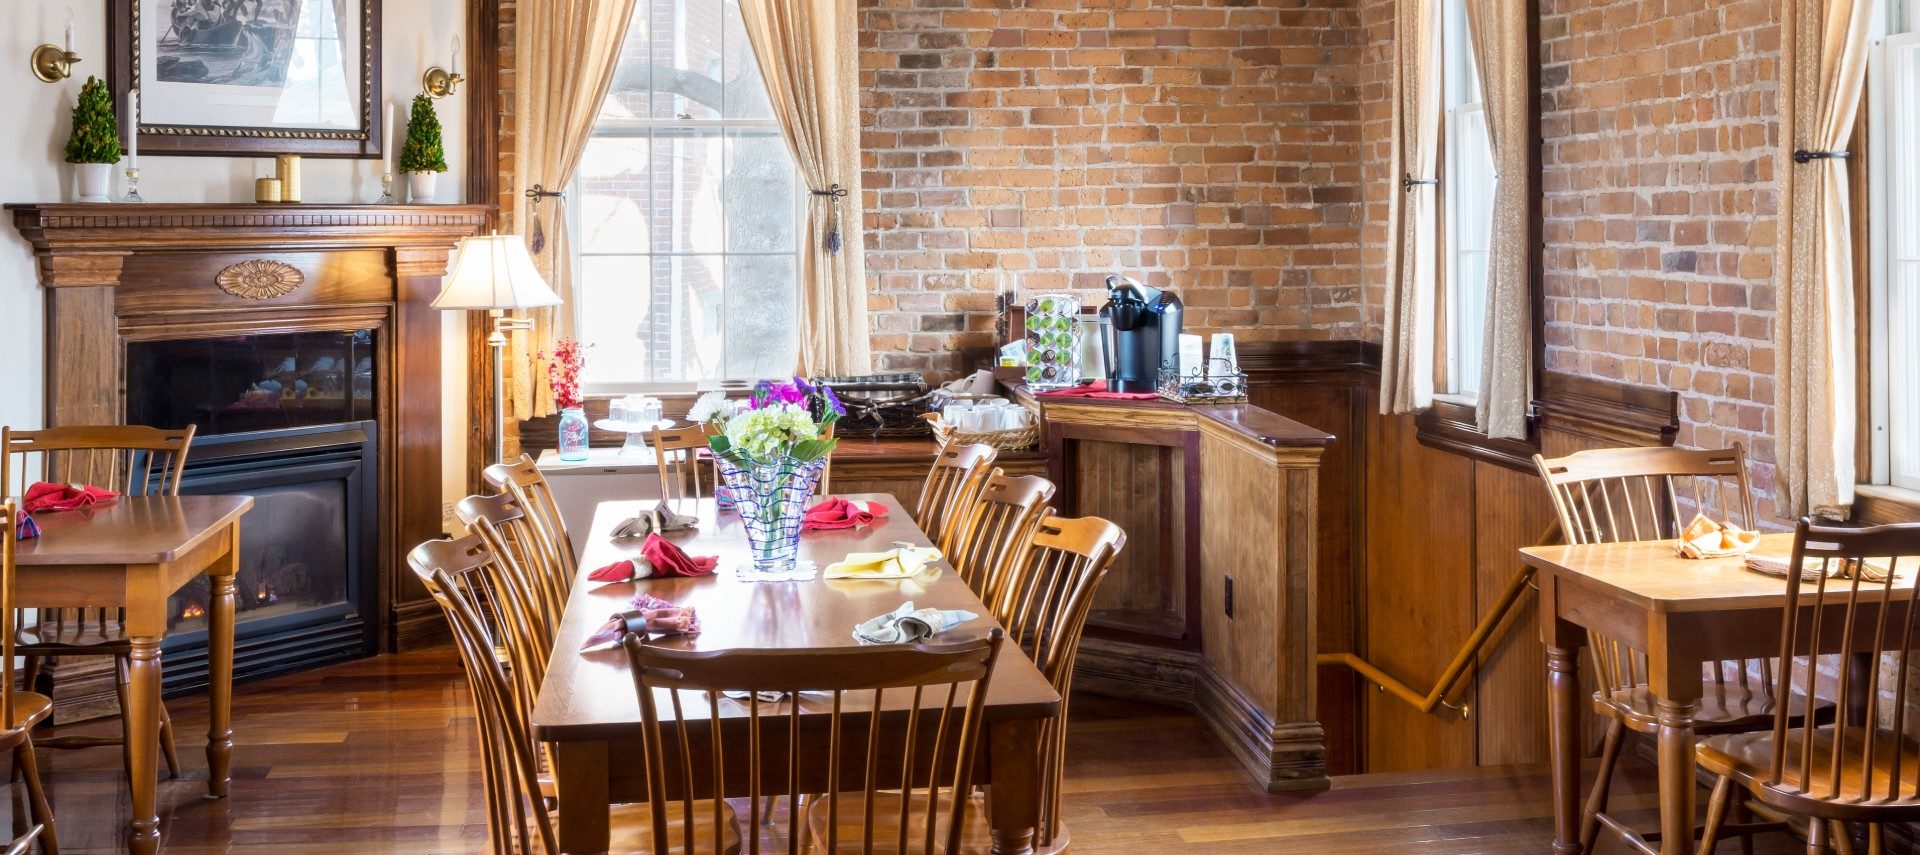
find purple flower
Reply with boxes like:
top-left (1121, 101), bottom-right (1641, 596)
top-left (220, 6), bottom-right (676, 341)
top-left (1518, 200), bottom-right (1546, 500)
top-left (749, 379), bottom-right (805, 410)
top-left (821, 385), bottom-right (845, 419)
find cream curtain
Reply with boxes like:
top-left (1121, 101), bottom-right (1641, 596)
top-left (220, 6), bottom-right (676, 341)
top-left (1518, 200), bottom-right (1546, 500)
top-left (740, 0), bottom-right (872, 376)
top-left (507, 0), bottom-right (637, 419)
top-left (1380, 0), bottom-right (1441, 415)
top-left (1778, 0), bottom-right (1873, 518)
top-left (1463, 0), bottom-right (1532, 439)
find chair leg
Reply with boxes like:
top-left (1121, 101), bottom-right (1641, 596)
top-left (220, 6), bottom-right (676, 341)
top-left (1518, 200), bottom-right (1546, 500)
top-left (1579, 717), bottom-right (1625, 852)
top-left (1732, 789), bottom-right (1755, 855)
top-left (17, 739), bottom-right (58, 855)
top-left (113, 656), bottom-right (133, 792)
top-left (156, 704), bottom-right (180, 781)
top-left (1698, 774), bottom-right (1732, 855)
top-left (1808, 818), bottom-right (1831, 855)
top-left (1829, 821), bottom-right (1855, 855)
top-left (1868, 823), bottom-right (1883, 855)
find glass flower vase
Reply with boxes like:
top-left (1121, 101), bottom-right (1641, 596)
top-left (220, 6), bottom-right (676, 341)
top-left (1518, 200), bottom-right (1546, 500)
top-left (557, 407), bottom-right (590, 462)
top-left (716, 455), bottom-right (826, 581)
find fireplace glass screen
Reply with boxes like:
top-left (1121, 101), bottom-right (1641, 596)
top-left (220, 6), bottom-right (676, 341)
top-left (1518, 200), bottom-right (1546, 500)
top-left (127, 330), bottom-right (375, 436)
top-left (168, 478), bottom-right (351, 638)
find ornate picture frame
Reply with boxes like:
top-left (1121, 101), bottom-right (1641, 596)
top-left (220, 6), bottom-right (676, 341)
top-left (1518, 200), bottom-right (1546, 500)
top-left (108, 0), bottom-right (384, 158)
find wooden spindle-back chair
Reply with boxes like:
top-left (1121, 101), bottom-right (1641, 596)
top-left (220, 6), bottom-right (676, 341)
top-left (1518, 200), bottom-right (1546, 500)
top-left (408, 535), bottom-right (554, 855)
top-left (1, 499), bottom-right (59, 855)
top-left (1534, 443), bottom-right (1830, 853)
top-left (454, 493), bottom-right (566, 663)
top-left (652, 426), bottom-right (718, 506)
top-left (945, 471), bottom-right (1055, 605)
top-left (1697, 519), bottom-right (1920, 854)
top-left (985, 513), bottom-right (1124, 852)
top-left (483, 454), bottom-right (578, 584)
top-left (1, 424), bottom-right (193, 779)
top-left (621, 634), bottom-right (1004, 855)
top-left (913, 444), bottom-right (996, 556)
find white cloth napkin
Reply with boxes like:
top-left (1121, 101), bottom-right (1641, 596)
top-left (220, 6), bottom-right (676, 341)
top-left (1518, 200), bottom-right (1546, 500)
top-left (852, 601), bottom-right (978, 645)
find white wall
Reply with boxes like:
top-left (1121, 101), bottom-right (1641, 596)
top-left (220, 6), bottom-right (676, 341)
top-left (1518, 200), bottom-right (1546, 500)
top-left (0, 1), bottom-right (470, 508)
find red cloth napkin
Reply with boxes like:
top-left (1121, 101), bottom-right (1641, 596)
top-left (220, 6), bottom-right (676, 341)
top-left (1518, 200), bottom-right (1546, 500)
top-left (22, 482), bottom-right (120, 514)
top-left (1035, 380), bottom-right (1159, 401)
top-left (803, 496), bottom-right (888, 531)
top-left (643, 533), bottom-right (718, 577)
top-left (587, 557), bottom-right (652, 584)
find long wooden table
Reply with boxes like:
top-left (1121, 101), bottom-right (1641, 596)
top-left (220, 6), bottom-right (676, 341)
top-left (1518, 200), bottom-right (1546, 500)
top-left (15, 494), bottom-right (253, 855)
top-left (532, 494), bottom-right (1062, 855)
top-left (1522, 531), bottom-right (1916, 855)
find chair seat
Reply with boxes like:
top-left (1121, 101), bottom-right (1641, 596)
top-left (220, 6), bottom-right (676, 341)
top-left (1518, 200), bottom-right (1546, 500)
top-left (804, 789), bottom-right (992, 855)
top-left (18, 624), bottom-right (131, 654)
top-left (1699, 724), bottom-right (1920, 822)
top-left (1597, 683), bottom-right (1835, 736)
top-left (11, 692), bottom-right (51, 732)
top-left (604, 800), bottom-right (741, 855)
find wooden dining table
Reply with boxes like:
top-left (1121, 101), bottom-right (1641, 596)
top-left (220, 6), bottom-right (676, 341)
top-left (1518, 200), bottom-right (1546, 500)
top-left (15, 494), bottom-right (253, 855)
top-left (1523, 531), bottom-right (1917, 855)
top-left (532, 494), bottom-right (1062, 855)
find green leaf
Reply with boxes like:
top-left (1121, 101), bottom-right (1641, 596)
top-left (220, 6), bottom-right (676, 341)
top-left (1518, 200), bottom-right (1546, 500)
top-left (65, 77), bottom-right (122, 165)
top-left (399, 94), bottom-right (448, 173)
top-left (787, 438), bottom-right (838, 463)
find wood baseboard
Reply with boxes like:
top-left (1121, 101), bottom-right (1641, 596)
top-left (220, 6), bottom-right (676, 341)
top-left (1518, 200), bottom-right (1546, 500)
top-left (1195, 660), bottom-right (1329, 793)
top-left (391, 600), bottom-right (446, 652)
top-left (1071, 637), bottom-right (1199, 707)
top-left (41, 655), bottom-right (121, 725)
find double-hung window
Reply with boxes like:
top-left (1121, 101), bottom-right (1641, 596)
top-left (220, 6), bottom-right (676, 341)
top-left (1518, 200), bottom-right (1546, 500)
top-left (573, 0), bottom-right (801, 392)
top-left (1870, 0), bottom-right (1920, 489)
top-left (1438, 0), bottom-right (1495, 401)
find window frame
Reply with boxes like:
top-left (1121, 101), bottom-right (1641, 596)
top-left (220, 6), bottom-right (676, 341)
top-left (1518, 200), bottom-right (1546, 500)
top-left (1869, 0), bottom-right (1920, 490)
top-left (569, 1), bottom-right (804, 396)
top-left (1435, 0), bottom-right (1496, 406)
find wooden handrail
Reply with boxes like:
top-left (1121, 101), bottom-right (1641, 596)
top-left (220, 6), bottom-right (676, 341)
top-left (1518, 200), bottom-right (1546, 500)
top-left (1317, 522), bottom-right (1561, 720)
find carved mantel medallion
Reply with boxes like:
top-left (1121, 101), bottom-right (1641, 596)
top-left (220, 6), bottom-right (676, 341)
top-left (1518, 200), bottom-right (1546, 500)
top-left (215, 259), bottom-right (305, 300)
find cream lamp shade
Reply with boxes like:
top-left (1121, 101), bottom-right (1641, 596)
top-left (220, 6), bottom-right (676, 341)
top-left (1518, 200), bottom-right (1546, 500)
top-left (432, 235), bottom-right (562, 310)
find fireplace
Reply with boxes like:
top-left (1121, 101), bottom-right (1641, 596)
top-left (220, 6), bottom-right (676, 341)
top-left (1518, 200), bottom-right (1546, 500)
top-left (127, 331), bottom-right (380, 694)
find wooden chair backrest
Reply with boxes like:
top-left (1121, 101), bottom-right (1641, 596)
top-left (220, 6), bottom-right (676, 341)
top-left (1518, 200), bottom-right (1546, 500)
top-left (1, 500), bottom-right (21, 742)
top-left (988, 511), bottom-right (1124, 846)
top-left (651, 426), bottom-right (716, 504)
top-left (484, 454), bottom-right (578, 581)
top-left (914, 443), bottom-right (997, 554)
top-left (3, 425), bottom-right (197, 640)
top-left (622, 634), bottom-right (1005, 855)
top-left (454, 492), bottom-right (565, 654)
top-left (1768, 520), bottom-right (1920, 803)
top-left (947, 470), bottom-right (1055, 603)
top-left (1, 424), bottom-right (196, 500)
top-left (1534, 444), bottom-right (1763, 696)
top-left (407, 535), bottom-right (556, 855)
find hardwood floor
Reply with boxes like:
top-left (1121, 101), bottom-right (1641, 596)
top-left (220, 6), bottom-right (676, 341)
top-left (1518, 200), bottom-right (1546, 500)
top-left (8, 649), bottom-right (1800, 854)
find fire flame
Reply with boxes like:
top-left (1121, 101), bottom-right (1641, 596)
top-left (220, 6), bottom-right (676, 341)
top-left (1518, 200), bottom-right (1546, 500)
top-left (180, 604), bottom-right (206, 620)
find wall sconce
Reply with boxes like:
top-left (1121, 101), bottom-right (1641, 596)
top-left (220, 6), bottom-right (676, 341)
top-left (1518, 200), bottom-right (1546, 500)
top-left (422, 36), bottom-right (463, 98)
top-left (31, 9), bottom-right (80, 83)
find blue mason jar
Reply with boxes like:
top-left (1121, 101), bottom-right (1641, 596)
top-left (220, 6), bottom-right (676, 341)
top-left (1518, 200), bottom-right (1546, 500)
top-left (557, 407), bottom-right (590, 462)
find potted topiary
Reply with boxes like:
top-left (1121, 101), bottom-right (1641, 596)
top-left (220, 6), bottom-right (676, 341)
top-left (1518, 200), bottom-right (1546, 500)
top-left (65, 76), bottom-right (122, 203)
top-left (399, 94), bottom-right (448, 203)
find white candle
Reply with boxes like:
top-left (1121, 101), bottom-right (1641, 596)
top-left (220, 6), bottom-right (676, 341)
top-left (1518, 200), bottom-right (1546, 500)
top-left (451, 36), bottom-right (461, 76)
top-left (126, 88), bottom-right (138, 168)
top-left (388, 100), bottom-right (401, 170)
top-left (64, 6), bottom-right (74, 53)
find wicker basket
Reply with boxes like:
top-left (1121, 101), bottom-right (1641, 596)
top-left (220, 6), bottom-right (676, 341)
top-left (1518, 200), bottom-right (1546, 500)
top-left (922, 410), bottom-right (1041, 452)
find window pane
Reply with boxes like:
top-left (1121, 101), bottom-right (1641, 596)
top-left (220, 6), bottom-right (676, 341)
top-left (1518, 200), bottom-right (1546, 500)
top-left (578, 137), bottom-right (652, 254)
top-left (651, 131), bottom-right (725, 255)
top-left (575, 255), bottom-right (656, 385)
top-left (646, 0), bottom-right (726, 120)
top-left (725, 132), bottom-right (797, 253)
top-left (1887, 34), bottom-right (1920, 487)
top-left (722, 0), bottom-right (774, 120)
top-left (723, 254), bottom-right (799, 378)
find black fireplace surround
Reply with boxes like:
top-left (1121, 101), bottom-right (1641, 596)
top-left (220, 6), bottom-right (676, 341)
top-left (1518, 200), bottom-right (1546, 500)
top-left (126, 331), bottom-right (380, 695)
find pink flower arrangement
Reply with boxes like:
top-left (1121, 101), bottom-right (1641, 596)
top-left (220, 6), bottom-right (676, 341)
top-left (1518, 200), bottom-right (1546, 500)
top-left (546, 338), bottom-right (585, 410)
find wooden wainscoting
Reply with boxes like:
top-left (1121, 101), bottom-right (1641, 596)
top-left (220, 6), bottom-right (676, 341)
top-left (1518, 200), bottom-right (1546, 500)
top-left (1240, 342), bottom-right (1679, 776)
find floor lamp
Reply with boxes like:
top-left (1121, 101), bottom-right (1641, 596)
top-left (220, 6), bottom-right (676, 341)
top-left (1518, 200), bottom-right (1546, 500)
top-left (432, 235), bottom-right (563, 465)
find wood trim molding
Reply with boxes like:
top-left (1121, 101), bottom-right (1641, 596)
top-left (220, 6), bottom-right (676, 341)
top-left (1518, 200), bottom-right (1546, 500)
top-left (1413, 399), bottom-right (1540, 473)
top-left (1195, 660), bottom-right (1330, 793)
top-left (463, 0), bottom-right (503, 491)
top-left (1533, 370), bottom-right (1680, 449)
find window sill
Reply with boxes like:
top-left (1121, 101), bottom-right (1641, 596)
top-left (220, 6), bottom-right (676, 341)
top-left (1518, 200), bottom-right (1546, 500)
top-left (1853, 484), bottom-right (1920, 524)
top-left (1413, 397), bottom-right (1540, 474)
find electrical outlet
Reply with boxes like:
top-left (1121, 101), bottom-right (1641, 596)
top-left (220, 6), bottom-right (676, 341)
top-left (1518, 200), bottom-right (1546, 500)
top-left (1224, 574), bottom-right (1234, 618)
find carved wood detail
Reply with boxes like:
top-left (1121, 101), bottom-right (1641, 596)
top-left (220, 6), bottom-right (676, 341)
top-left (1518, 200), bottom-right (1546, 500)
top-left (215, 259), bottom-right (305, 300)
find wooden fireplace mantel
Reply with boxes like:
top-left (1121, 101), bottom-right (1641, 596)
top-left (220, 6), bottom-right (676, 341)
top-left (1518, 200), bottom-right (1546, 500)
top-left (7, 202), bottom-right (492, 654)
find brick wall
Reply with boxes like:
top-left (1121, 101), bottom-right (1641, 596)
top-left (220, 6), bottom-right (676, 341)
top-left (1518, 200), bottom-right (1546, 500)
top-left (858, 0), bottom-right (1369, 376)
top-left (1537, 0), bottom-right (1783, 518)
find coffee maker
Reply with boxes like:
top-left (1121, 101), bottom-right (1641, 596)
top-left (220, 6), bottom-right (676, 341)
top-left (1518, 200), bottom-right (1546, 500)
top-left (1098, 275), bottom-right (1183, 394)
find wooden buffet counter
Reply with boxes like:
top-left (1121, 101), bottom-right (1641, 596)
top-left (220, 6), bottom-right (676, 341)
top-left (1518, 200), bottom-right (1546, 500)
top-left (1032, 391), bottom-right (1333, 791)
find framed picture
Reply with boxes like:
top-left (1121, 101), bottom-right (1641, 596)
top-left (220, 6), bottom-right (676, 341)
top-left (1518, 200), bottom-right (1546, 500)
top-left (108, 0), bottom-right (383, 158)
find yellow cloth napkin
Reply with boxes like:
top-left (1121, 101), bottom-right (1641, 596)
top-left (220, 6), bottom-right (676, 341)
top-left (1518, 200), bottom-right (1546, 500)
top-left (822, 546), bottom-right (942, 580)
top-left (1676, 513), bottom-right (1760, 559)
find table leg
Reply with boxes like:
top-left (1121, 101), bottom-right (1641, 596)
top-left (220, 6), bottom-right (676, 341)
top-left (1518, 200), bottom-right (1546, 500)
top-left (126, 635), bottom-right (163, 855)
top-left (207, 521), bottom-right (240, 799)
top-left (987, 718), bottom-right (1041, 855)
top-left (1655, 698), bottom-right (1699, 855)
top-left (1547, 645), bottom-right (1583, 855)
top-left (553, 740), bottom-right (611, 855)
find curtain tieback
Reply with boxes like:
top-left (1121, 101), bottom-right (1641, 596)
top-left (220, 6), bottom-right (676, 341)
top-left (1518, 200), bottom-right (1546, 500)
top-left (810, 184), bottom-right (849, 254)
top-left (525, 185), bottom-right (567, 255)
top-left (1402, 174), bottom-right (1439, 191)
top-left (1792, 149), bottom-right (1850, 164)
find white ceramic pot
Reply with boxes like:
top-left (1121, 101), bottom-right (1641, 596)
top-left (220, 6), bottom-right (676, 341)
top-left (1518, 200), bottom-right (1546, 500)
top-left (407, 171), bottom-right (439, 204)
top-left (75, 162), bottom-right (112, 203)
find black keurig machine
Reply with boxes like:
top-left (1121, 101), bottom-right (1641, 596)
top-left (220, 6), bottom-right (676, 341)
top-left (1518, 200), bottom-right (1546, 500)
top-left (1098, 275), bottom-right (1183, 394)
